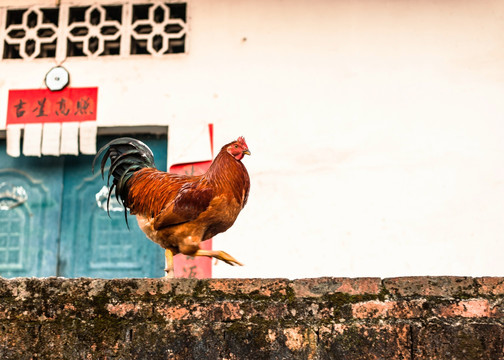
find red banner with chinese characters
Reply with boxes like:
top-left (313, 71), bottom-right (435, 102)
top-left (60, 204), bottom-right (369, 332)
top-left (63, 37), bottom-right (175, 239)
top-left (6, 87), bottom-right (98, 125)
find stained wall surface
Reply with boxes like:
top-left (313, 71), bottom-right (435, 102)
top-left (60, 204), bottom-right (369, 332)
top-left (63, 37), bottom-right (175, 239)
top-left (1, 277), bottom-right (504, 359)
top-left (0, 0), bottom-right (503, 278)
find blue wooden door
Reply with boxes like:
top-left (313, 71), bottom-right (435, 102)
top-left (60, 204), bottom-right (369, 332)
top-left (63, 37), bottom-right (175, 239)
top-left (0, 145), bottom-right (63, 277)
top-left (0, 134), bottom-right (166, 278)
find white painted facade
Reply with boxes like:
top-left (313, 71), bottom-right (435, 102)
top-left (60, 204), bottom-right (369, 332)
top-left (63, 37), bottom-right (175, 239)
top-left (1, 0), bottom-right (503, 278)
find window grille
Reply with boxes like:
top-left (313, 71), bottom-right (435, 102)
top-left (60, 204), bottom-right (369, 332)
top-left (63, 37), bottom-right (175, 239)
top-left (0, 209), bottom-right (25, 269)
top-left (0, 2), bottom-right (187, 60)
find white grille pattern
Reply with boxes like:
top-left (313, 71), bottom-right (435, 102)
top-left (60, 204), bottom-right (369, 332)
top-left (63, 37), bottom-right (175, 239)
top-left (0, 2), bottom-right (187, 61)
top-left (132, 2), bottom-right (186, 55)
top-left (4, 7), bottom-right (58, 60)
top-left (67, 5), bottom-right (122, 58)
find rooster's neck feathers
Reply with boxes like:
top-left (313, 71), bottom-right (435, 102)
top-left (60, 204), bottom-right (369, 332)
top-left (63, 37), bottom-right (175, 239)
top-left (204, 148), bottom-right (250, 206)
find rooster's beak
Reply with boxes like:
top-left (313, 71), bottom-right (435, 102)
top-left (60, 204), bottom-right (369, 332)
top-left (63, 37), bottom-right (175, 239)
top-left (243, 149), bottom-right (251, 156)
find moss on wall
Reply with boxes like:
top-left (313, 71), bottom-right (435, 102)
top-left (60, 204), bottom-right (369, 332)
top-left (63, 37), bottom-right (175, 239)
top-left (0, 277), bottom-right (503, 359)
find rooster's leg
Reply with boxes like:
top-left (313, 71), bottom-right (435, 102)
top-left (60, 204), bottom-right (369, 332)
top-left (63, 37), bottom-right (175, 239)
top-left (164, 249), bottom-right (174, 278)
top-left (192, 249), bottom-right (243, 266)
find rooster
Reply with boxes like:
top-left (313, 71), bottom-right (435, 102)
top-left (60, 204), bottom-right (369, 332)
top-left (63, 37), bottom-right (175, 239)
top-left (92, 136), bottom-right (251, 277)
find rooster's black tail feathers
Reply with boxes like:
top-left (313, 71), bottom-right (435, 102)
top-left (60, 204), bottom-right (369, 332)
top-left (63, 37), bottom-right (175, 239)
top-left (92, 137), bottom-right (155, 224)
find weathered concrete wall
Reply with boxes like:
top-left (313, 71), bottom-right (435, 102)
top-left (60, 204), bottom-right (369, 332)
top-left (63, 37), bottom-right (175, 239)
top-left (0, 276), bottom-right (503, 359)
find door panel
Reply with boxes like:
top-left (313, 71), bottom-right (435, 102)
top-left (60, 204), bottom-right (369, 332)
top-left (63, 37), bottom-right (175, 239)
top-left (58, 135), bottom-right (166, 278)
top-left (0, 145), bottom-right (63, 277)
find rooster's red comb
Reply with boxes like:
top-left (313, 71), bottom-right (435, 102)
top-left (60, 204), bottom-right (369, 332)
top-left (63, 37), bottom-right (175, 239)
top-left (237, 136), bottom-right (248, 148)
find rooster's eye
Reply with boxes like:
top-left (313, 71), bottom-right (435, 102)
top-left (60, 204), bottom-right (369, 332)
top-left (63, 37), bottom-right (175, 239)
top-left (234, 144), bottom-right (238, 148)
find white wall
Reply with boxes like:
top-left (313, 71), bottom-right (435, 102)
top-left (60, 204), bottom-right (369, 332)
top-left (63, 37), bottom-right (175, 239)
top-left (1, 0), bottom-right (504, 278)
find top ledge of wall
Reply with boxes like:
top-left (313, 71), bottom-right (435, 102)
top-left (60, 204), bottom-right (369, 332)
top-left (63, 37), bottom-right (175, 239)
top-left (1, 276), bottom-right (503, 300)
